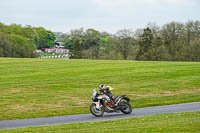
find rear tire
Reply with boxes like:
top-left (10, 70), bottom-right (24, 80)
top-left (120, 102), bottom-right (132, 114)
top-left (90, 103), bottom-right (104, 117)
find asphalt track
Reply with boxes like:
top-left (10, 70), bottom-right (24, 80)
top-left (0, 102), bottom-right (200, 130)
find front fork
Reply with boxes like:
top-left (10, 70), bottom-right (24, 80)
top-left (93, 100), bottom-right (101, 109)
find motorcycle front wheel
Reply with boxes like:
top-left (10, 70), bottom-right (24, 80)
top-left (120, 102), bottom-right (132, 114)
top-left (90, 103), bottom-right (104, 117)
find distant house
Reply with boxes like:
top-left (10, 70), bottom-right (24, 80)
top-left (43, 42), bottom-right (69, 54)
top-left (44, 48), bottom-right (69, 54)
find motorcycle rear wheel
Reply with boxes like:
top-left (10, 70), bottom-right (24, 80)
top-left (90, 103), bottom-right (104, 117)
top-left (120, 102), bottom-right (132, 114)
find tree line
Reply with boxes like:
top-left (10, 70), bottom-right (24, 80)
top-left (0, 23), bottom-right (56, 58)
top-left (1, 20), bottom-right (200, 61)
top-left (61, 20), bottom-right (200, 61)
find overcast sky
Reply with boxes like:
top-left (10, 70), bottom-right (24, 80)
top-left (0, 0), bottom-right (200, 33)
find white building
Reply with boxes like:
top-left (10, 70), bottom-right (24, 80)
top-left (44, 48), bottom-right (69, 54)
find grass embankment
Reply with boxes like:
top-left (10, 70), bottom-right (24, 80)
top-left (0, 58), bottom-right (200, 120)
top-left (2, 111), bottom-right (200, 133)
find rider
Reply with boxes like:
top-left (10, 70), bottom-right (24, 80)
top-left (99, 84), bottom-right (115, 101)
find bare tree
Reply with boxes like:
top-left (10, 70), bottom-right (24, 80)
top-left (115, 29), bottom-right (135, 60)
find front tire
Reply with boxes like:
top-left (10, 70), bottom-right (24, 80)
top-left (120, 102), bottom-right (132, 114)
top-left (90, 103), bottom-right (104, 117)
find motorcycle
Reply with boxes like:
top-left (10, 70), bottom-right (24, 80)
top-left (90, 88), bottom-right (132, 117)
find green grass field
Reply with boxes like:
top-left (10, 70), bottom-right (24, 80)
top-left (2, 111), bottom-right (200, 133)
top-left (0, 58), bottom-right (200, 120)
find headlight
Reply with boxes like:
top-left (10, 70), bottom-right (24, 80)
top-left (92, 89), bottom-right (97, 99)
